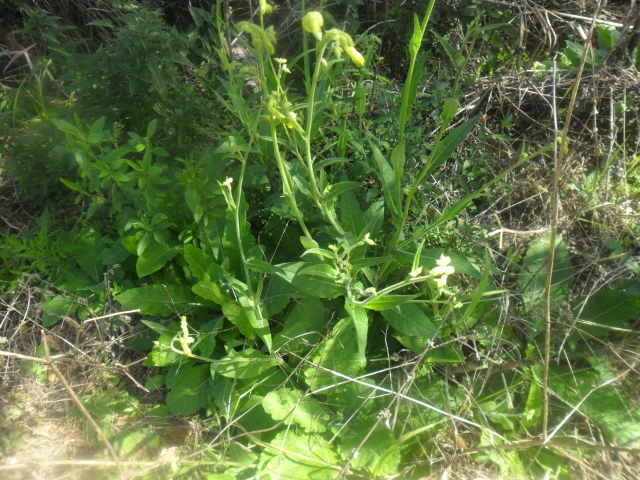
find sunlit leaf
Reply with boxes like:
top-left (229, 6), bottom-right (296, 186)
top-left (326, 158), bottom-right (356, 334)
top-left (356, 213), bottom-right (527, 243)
top-left (262, 388), bottom-right (331, 432)
top-left (116, 285), bottom-right (197, 316)
top-left (211, 348), bottom-right (278, 379)
top-left (259, 431), bottom-right (339, 480)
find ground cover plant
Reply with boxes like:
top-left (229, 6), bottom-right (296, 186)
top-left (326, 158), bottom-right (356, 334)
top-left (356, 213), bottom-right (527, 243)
top-left (1, 0), bottom-right (639, 478)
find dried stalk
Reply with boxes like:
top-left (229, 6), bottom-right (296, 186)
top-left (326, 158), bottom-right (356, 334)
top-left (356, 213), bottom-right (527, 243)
top-left (542, 1), bottom-right (601, 442)
top-left (40, 330), bottom-right (122, 473)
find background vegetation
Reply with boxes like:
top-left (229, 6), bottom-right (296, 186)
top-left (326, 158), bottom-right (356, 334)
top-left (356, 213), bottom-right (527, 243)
top-left (1, 0), bottom-right (639, 478)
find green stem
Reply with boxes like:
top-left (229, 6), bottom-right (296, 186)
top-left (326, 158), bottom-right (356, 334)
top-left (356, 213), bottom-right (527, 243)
top-left (355, 273), bottom-right (434, 307)
top-left (305, 45), bottom-right (346, 236)
top-left (270, 119), bottom-right (312, 238)
top-left (377, 121), bottom-right (449, 282)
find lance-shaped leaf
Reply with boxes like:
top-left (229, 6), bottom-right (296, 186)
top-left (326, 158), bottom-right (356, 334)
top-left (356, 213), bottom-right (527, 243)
top-left (370, 142), bottom-right (399, 223)
top-left (211, 348), bottom-right (278, 379)
top-left (345, 300), bottom-right (368, 358)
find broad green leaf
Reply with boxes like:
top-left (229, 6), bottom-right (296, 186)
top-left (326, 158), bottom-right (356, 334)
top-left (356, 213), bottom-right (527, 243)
top-left (302, 248), bottom-right (336, 261)
top-left (192, 281), bottom-right (231, 305)
top-left (222, 302), bottom-right (255, 339)
top-left (370, 142), bottom-right (399, 222)
top-left (136, 241), bottom-right (180, 278)
top-left (313, 157), bottom-right (349, 171)
top-left (42, 295), bottom-right (79, 327)
top-left (363, 295), bottom-right (416, 311)
top-left (345, 300), bottom-right (368, 358)
top-left (273, 297), bottom-right (325, 353)
top-left (116, 285), bottom-right (197, 316)
top-left (520, 233), bottom-right (574, 324)
top-left (300, 236), bottom-right (319, 249)
top-left (184, 244), bottom-right (224, 282)
top-left (424, 344), bottom-right (464, 363)
top-left (60, 178), bottom-right (81, 192)
top-left (262, 388), bottom-right (331, 432)
top-left (211, 348), bottom-right (278, 379)
top-left (166, 364), bottom-right (210, 415)
top-left (340, 428), bottom-right (400, 476)
top-left (304, 319), bottom-right (366, 391)
top-left (478, 397), bottom-right (516, 431)
top-left (259, 431), bottom-right (339, 480)
top-left (381, 303), bottom-right (438, 338)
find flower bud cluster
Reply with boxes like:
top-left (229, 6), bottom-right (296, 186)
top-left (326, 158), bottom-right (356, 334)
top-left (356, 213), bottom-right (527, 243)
top-left (430, 254), bottom-right (455, 290)
top-left (302, 11), bottom-right (365, 68)
top-left (266, 93), bottom-right (298, 129)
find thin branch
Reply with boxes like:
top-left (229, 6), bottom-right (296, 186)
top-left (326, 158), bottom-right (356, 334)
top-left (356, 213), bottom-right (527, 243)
top-left (40, 330), bottom-right (122, 472)
top-left (83, 309), bottom-right (140, 323)
top-left (542, 1), bottom-right (601, 442)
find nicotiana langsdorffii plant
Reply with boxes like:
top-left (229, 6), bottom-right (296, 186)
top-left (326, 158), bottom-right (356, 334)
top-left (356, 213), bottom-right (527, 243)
top-left (4, 0), bottom-right (639, 477)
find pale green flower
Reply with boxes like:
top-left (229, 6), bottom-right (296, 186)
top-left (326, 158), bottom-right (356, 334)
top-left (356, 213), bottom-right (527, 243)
top-left (363, 233), bottom-right (376, 245)
top-left (179, 316), bottom-right (194, 356)
top-left (430, 254), bottom-right (454, 277)
top-left (302, 11), bottom-right (324, 40)
top-left (259, 0), bottom-right (273, 15)
top-left (344, 45), bottom-right (365, 67)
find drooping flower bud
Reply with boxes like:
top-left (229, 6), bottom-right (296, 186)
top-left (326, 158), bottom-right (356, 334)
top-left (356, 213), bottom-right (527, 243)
top-left (302, 11), bottom-right (324, 41)
top-left (259, 0), bottom-right (273, 15)
top-left (344, 45), bottom-right (365, 68)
